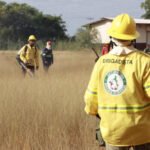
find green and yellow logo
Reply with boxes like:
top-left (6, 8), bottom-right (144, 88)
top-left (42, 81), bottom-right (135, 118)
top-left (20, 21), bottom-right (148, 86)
top-left (104, 70), bottom-right (127, 95)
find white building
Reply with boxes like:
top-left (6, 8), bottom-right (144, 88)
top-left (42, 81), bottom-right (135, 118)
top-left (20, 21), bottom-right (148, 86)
top-left (84, 17), bottom-right (150, 49)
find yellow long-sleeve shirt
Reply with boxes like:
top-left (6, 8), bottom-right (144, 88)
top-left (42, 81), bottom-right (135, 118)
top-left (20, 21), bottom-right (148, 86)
top-left (19, 44), bottom-right (39, 67)
top-left (84, 49), bottom-right (150, 146)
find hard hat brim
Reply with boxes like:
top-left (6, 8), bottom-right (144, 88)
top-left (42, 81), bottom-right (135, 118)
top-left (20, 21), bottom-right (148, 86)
top-left (28, 39), bottom-right (36, 41)
top-left (28, 39), bottom-right (37, 42)
top-left (107, 29), bottom-right (140, 40)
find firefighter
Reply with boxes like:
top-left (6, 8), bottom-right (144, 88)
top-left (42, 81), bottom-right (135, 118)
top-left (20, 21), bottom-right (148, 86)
top-left (84, 14), bottom-right (150, 150)
top-left (41, 40), bottom-right (54, 72)
top-left (16, 35), bottom-right (39, 75)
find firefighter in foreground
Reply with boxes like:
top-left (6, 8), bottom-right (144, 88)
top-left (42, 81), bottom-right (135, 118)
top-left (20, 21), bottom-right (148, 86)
top-left (84, 14), bottom-right (150, 150)
top-left (16, 35), bottom-right (39, 76)
top-left (41, 40), bottom-right (53, 72)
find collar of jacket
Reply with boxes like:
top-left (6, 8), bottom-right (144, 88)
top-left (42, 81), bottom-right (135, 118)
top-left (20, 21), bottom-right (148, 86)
top-left (109, 38), bottom-right (136, 55)
top-left (109, 46), bottom-right (136, 56)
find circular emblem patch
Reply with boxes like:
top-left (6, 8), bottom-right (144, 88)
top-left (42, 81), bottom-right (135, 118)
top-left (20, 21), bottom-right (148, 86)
top-left (104, 70), bottom-right (127, 95)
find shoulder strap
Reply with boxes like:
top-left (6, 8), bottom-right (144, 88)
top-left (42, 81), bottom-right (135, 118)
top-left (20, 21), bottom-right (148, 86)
top-left (24, 45), bottom-right (37, 57)
top-left (24, 45), bottom-right (28, 56)
top-left (35, 46), bottom-right (37, 56)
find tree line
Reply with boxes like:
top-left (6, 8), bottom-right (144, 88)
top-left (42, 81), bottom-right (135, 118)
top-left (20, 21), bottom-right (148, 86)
top-left (0, 1), bottom-right (68, 49)
top-left (141, 0), bottom-right (150, 19)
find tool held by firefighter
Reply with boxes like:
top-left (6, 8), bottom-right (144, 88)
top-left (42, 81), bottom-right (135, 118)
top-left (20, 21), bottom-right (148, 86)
top-left (16, 35), bottom-right (39, 76)
top-left (19, 62), bottom-right (34, 77)
top-left (84, 14), bottom-right (150, 150)
top-left (91, 47), bottom-right (100, 62)
top-left (92, 40), bottom-right (113, 62)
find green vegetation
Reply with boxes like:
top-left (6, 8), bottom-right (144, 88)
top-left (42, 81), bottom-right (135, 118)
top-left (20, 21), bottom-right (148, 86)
top-left (54, 41), bottom-right (81, 51)
top-left (75, 28), bottom-right (93, 48)
top-left (141, 0), bottom-right (150, 18)
top-left (0, 1), bottom-right (67, 49)
top-left (54, 28), bottom-right (99, 51)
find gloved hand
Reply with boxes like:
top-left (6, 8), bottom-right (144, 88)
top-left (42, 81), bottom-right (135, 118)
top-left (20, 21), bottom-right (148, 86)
top-left (24, 60), bottom-right (27, 65)
top-left (36, 66), bottom-right (39, 70)
top-left (24, 61), bottom-right (30, 66)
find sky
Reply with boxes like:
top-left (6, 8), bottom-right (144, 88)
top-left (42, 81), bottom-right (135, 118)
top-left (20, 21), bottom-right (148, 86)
top-left (4, 0), bottom-right (145, 36)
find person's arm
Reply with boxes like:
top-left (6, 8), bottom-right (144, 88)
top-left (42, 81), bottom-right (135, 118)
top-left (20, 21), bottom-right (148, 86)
top-left (84, 61), bottom-right (99, 115)
top-left (51, 49), bottom-right (54, 63)
top-left (143, 61), bottom-right (150, 98)
top-left (20, 46), bottom-right (27, 64)
top-left (41, 48), bottom-right (46, 56)
top-left (35, 49), bottom-right (39, 68)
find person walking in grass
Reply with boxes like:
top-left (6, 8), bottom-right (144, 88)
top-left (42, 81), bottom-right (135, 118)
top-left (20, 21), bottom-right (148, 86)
top-left (41, 40), bottom-right (54, 72)
top-left (84, 14), bottom-right (150, 150)
top-left (16, 35), bottom-right (39, 76)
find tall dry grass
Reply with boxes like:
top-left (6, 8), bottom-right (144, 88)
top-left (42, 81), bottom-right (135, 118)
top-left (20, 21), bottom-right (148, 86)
top-left (0, 51), bottom-right (103, 150)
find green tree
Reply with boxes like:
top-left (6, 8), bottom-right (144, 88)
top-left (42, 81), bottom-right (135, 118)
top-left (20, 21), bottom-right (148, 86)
top-left (75, 28), bottom-right (92, 48)
top-left (141, 0), bottom-right (150, 18)
top-left (75, 27), bottom-right (97, 48)
top-left (0, 1), bottom-right (68, 49)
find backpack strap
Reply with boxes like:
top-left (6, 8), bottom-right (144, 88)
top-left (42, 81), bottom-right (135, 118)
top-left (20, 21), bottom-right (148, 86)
top-left (34, 46), bottom-right (38, 57)
top-left (24, 45), bottom-right (28, 57)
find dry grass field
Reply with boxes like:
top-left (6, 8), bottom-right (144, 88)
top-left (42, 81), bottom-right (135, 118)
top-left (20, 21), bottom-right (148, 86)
top-left (0, 50), bottom-right (104, 150)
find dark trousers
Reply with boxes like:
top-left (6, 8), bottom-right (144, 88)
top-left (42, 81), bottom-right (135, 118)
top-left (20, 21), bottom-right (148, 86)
top-left (42, 56), bottom-right (53, 72)
top-left (22, 65), bottom-right (35, 75)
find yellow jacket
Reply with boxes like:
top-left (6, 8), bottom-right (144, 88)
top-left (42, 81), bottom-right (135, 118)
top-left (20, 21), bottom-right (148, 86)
top-left (84, 48), bottom-right (150, 146)
top-left (19, 44), bottom-right (39, 67)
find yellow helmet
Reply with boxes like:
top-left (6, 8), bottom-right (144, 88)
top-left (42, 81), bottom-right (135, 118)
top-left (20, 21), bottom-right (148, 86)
top-left (107, 14), bottom-right (140, 40)
top-left (28, 35), bottom-right (37, 41)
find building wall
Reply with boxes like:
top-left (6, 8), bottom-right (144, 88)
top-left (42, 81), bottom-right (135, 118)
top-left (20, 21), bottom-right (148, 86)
top-left (147, 31), bottom-right (150, 45)
top-left (136, 25), bottom-right (146, 43)
top-left (146, 26), bottom-right (150, 45)
top-left (91, 20), bottom-right (111, 43)
top-left (136, 25), bottom-right (146, 50)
